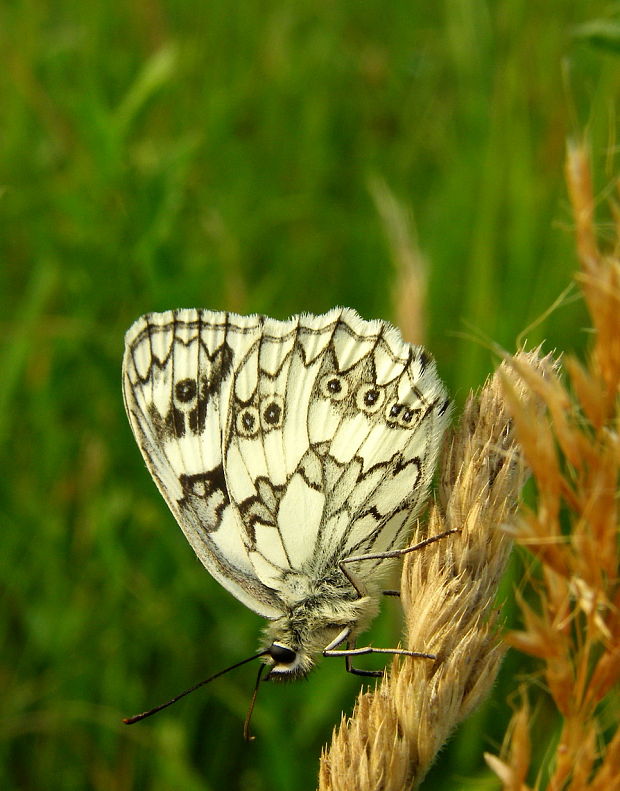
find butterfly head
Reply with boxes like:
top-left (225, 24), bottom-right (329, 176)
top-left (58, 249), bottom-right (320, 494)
top-left (261, 592), bottom-right (378, 680)
top-left (260, 618), bottom-right (330, 679)
top-left (262, 641), bottom-right (310, 679)
top-left (261, 630), bottom-right (337, 680)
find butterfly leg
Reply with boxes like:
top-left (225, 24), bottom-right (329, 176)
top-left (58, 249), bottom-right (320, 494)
top-left (322, 628), bottom-right (435, 673)
top-left (345, 642), bottom-right (384, 677)
top-left (340, 528), bottom-right (461, 579)
top-left (327, 531), bottom-right (459, 671)
top-left (338, 529), bottom-right (460, 598)
top-left (322, 629), bottom-right (382, 676)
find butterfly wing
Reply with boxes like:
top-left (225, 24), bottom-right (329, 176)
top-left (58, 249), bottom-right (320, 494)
top-left (122, 309), bottom-right (287, 618)
top-left (220, 308), bottom-right (450, 599)
top-left (306, 310), bottom-right (450, 581)
top-left (123, 308), bottom-right (450, 615)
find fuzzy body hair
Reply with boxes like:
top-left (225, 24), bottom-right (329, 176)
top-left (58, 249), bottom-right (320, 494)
top-left (261, 570), bottom-right (384, 678)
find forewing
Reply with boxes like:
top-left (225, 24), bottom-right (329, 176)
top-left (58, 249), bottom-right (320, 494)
top-left (122, 309), bottom-right (286, 618)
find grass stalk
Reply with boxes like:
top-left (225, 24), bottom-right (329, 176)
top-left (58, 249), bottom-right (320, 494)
top-left (485, 140), bottom-right (620, 790)
top-left (318, 347), bottom-right (551, 790)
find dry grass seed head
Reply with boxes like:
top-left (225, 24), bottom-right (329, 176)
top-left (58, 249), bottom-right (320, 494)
top-left (318, 351), bottom-right (549, 790)
top-left (486, 140), bottom-right (620, 791)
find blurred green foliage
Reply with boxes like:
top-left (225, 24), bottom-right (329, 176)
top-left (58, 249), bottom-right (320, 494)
top-left (1, 1), bottom-right (618, 789)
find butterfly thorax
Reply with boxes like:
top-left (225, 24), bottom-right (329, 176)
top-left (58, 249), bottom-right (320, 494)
top-left (261, 581), bottom-right (380, 679)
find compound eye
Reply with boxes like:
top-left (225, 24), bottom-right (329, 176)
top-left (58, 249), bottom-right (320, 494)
top-left (268, 643), bottom-right (297, 665)
top-left (320, 373), bottom-right (349, 401)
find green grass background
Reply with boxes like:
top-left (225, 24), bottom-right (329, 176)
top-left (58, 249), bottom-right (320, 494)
top-left (1, 1), bottom-right (618, 789)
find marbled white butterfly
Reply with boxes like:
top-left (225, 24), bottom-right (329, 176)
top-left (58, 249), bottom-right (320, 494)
top-left (122, 308), bottom-right (451, 722)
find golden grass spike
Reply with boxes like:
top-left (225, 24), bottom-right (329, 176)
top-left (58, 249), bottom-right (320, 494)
top-left (318, 350), bottom-right (547, 790)
top-left (485, 140), bottom-right (620, 791)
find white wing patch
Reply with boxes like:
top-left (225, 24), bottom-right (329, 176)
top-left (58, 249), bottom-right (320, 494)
top-left (122, 307), bottom-right (450, 617)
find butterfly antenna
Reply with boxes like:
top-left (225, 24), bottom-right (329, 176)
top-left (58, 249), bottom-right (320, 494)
top-left (243, 662), bottom-right (267, 742)
top-left (123, 650), bottom-right (270, 725)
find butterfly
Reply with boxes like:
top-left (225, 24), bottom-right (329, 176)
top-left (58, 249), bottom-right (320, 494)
top-left (122, 307), bottom-right (451, 715)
